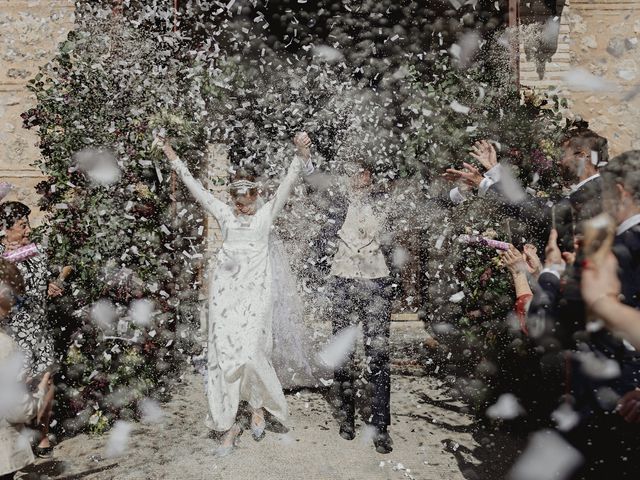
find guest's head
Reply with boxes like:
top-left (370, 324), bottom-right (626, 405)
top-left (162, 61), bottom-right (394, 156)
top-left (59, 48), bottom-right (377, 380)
top-left (600, 150), bottom-right (640, 224)
top-left (0, 201), bottom-right (32, 247)
top-left (558, 129), bottom-right (608, 184)
top-left (229, 166), bottom-right (259, 215)
top-left (0, 258), bottom-right (25, 321)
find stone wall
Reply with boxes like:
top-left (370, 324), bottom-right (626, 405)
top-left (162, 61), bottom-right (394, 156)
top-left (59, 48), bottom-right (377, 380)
top-left (520, 0), bottom-right (640, 156)
top-left (0, 0), bottom-right (75, 225)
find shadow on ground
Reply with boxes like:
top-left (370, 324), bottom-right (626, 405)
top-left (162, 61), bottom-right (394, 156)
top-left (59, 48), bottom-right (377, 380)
top-left (414, 391), bottom-right (526, 480)
top-left (22, 460), bottom-right (119, 480)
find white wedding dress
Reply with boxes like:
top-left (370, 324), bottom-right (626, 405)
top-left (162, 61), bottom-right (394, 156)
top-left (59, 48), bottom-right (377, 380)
top-left (269, 237), bottom-right (319, 389)
top-left (170, 155), bottom-right (308, 432)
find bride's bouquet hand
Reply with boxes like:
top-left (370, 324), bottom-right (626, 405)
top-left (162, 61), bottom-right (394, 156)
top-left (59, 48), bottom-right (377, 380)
top-left (293, 132), bottom-right (312, 159)
top-left (152, 128), bottom-right (178, 162)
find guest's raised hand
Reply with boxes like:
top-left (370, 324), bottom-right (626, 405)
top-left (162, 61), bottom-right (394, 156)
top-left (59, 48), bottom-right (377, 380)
top-left (47, 282), bottom-right (63, 298)
top-left (501, 244), bottom-right (527, 275)
top-left (443, 162), bottom-right (483, 188)
top-left (617, 389), bottom-right (640, 424)
top-left (544, 229), bottom-right (564, 267)
top-left (2, 241), bottom-right (23, 253)
top-left (470, 140), bottom-right (498, 171)
top-left (523, 244), bottom-right (542, 277)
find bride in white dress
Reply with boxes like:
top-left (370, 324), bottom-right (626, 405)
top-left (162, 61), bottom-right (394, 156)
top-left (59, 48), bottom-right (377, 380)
top-left (158, 132), bottom-right (312, 455)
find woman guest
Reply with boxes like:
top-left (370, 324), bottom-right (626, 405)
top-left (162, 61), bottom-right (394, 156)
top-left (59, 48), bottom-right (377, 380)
top-left (0, 202), bottom-right (62, 457)
top-left (501, 243), bottom-right (541, 334)
top-left (1, 259), bottom-right (53, 480)
top-left (157, 132), bottom-right (312, 455)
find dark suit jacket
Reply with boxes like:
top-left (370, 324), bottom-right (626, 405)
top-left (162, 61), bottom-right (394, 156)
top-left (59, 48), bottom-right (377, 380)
top-left (528, 224), bottom-right (640, 422)
top-left (489, 175), bottom-right (603, 251)
top-left (585, 224), bottom-right (640, 369)
top-left (613, 223), bottom-right (640, 308)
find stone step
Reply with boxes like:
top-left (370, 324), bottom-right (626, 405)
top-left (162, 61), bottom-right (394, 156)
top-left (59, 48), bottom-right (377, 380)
top-left (391, 312), bottom-right (419, 322)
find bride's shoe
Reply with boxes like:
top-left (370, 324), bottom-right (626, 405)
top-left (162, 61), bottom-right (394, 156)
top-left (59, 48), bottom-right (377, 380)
top-left (251, 409), bottom-right (266, 442)
top-left (215, 424), bottom-right (241, 457)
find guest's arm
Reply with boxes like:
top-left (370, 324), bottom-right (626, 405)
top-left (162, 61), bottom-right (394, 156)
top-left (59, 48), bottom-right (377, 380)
top-left (525, 229), bottom-right (568, 336)
top-left (582, 253), bottom-right (640, 350)
top-left (501, 245), bottom-right (533, 299)
top-left (442, 140), bottom-right (501, 204)
top-left (4, 370), bottom-right (49, 424)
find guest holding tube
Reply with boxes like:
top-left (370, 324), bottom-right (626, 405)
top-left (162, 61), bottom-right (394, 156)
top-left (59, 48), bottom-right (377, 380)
top-left (0, 202), bottom-right (62, 457)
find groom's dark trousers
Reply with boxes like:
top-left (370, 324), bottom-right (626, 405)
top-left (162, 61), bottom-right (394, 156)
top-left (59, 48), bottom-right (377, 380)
top-left (328, 276), bottom-right (392, 429)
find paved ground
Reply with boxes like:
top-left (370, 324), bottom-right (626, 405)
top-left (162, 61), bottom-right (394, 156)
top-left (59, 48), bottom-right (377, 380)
top-left (15, 322), bottom-right (518, 480)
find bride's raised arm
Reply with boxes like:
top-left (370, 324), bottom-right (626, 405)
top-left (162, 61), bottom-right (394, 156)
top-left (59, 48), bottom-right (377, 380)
top-left (158, 139), bottom-right (230, 222)
top-left (268, 132), bottom-right (314, 221)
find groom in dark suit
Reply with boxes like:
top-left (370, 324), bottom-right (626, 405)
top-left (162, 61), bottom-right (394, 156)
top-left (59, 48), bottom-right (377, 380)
top-left (309, 162), bottom-right (394, 454)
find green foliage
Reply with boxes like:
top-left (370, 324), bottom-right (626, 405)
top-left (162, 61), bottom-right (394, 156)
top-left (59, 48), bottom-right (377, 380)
top-left (401, 58), bottom-right (569, 186)
top-left (405, 55), bottom-right (576, 410)
top-left (23, 0), bottom-right (578, 427)
top-left (24, 16), bottom-right (212, 433)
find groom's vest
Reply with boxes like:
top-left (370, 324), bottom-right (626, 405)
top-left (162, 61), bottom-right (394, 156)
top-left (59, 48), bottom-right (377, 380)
top-left (311, 190), bottom-right (394, 277)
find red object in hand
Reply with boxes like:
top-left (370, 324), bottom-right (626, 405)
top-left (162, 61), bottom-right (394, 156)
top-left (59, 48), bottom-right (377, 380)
top-left (2, 243), bottom-right (40, 263)
top-left (515, 293), bottom-right (533, 336)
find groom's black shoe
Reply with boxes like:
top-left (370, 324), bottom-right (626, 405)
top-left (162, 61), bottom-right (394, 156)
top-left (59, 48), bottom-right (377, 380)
top-left (339, 418), bottom-right (356, 441)
top-left (373, 426), bottom-right (393, 454)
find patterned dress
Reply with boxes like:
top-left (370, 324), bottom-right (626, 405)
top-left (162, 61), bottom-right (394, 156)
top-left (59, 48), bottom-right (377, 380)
top-left (2, 246), bottom-right (55, 377)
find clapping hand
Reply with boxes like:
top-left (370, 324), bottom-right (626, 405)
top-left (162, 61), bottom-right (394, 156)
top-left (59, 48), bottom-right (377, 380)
top-left (544, 229), bottom-right (565, 267)
top-left (501, 244), bottom-right (528, 276)
top-left (443, 140), bottom-right (498, 189)
top-left (617, 389), bottom-right (640, 424)
top-left (469, 140), bottom-right (498, 171)
top-left (443, 162), bottom-right (484, 189)
top-left (2, 241), bottom-right (24, 253)
top-left (47, 282), bottom-right (63, 298)
top-left (523, 244), bottom-right (542, 277)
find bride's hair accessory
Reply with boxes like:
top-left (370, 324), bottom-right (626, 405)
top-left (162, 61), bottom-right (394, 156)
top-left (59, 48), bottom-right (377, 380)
top-left (229, 179), bottom-right (258, 195)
